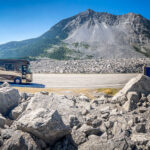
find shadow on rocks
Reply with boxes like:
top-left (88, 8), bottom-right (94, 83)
top-left (52, 134), bottom-right (78, 150)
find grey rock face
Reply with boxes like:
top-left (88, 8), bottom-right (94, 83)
top-left (64, 10), bottom-right (149, 59)
top-left (112, 75), bottom-right (150, 103)
top-left (135, 124), bottom-right (146, 133)
top-left (0, 114), bottom-right (6, 128)
top-left (0, 87), bottom-right (20, 115)
top-left (16, 109), bottom-right (70, 145)
top-left (20, 92), bottom-right (28, 101)
top-left (123, 92), bottom-right (140, 111)
top-left (2, 130), bottom-right (39, 150)
top-left (0, 82), bottom-right (10, 88)
top-left (52, 135), bottom-right (77, 150)
top-left (18, 93), bottom-right (83, 126)
top-left (78, 124), bottom-right (101, 136)
top-left (1, 128), bottom-right (15, 140)
top-left (131, 133), bottom-right (150, 145)
top-left (71, 129), bottom-right (86, 145)
top-left (79, 136), bottom-right (128, 150)
top-left (15, 93), bottom-right (83, 145)
top-left (0, 137), bottom-right (3, 147)
top-left (9, 100), bottom-right (29, 120)
top-left (69, 115), bottom-right (80, 128)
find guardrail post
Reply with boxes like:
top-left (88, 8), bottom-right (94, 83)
top-left (143, 65), bottom-right (146, 75)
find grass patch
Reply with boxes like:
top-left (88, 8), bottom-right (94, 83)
top-left (15, 87), bottom-right (121, 99)
top-left (46, 46), bottom-right (73, 60)
top-left (96, 88), bottom-right (121, 96)
top-left (133, 45), bottom-right (150, 57)
top-left (15, 87), bottom-right (96, 99)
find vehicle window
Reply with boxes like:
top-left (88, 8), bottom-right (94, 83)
top-left (0, 64), bottom-right (5, 70)
top-left (18, 66), bottom-right (22, 72)
top-left (22, 65), bottom-right (28, 75)
top-left (22, 65), bottom-right (27, 71)
top-left (27, 65), bottom-right (31, 73)
top-left (5, 64), bottom-right (14, 71)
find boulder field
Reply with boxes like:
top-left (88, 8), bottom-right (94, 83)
top-left (30, 58), bottom-right (150, 74)
top-left (0, 75), bottom-right (150, 150)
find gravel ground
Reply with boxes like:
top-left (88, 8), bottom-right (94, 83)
top-left (30, 58), bottom-right (150, 74)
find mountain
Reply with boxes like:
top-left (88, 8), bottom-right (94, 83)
top-left (0, 9), bottom-right (150, 59)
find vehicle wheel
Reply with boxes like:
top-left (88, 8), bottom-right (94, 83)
top-left (14, 78), bottom-right (22, 84)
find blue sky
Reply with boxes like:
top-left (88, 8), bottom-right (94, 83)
top-left (0, 0), bottom-right (150, 44)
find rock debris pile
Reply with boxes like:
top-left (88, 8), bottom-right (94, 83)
top-left (0, 75), bottom-right (150, 149)
top-left (30, 58), bottom-right (150, 73)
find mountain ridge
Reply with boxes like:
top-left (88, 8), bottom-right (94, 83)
top-left (0, 9), bottom-right (150, 59)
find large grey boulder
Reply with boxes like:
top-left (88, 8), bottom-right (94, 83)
top-left (15, 93), bottom-right (83, 145)
top-left (17, 93), bottom-right (83, 126)
top-left (16, 109), bottom-right (70, 145)
top-left (79, 136), bottom-right (128, 150)
top-left (112, 75), bottom-right (150, 103)
top-left (0, 87), bottom-right (20, 115)
top-left (2, 130), bottom-right (39, 150)
top-left (123, 92), bottom-right (140, 111)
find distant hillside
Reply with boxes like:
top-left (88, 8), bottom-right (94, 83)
top-left (0, 9), bottom-right (150, 59)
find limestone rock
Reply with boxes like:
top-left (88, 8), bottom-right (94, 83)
top-left (123, 92), bottom-right (140, 111)
top-left (92, 119), bottom-right (102, 128)
top-left (10, 101), bottom-right (29, 120)
top-left (52, 135), bottom-right (77, 150)
top-left (2, 130), bottom-right (39, 150)
top-left (100, 106), bottom-right (110, 114)
top-left (79, 137), bottom-right (128, 150)
top-left (16, 109), bottom-right (70, 145)
top-left (1, 128), bottom-right (15, 140)
top-left (78, 124), bottom-right (101, 136)
top-left (69, 115), bottom-right (80, 128)
top-left (131, 133), bottom-right (150, 145)
top-left (71, 129), bottom-right (86, 145)
top-left (78, 95), bottom-right (90, 102)
top-left (135, 124), bottom-right (146, 133)
top-left (20, 92), bottom-right (28, 100)
top-left (0, 114), bottom-right (6, 128)
top-left (0, 87), bottom-right (20, 115)
top-left (0, 82), bottom-right (10, 88)
top-left (112, 75), bottom-right (150, 103)
top-left (18, 93), bottom-right (83, 126)
top-left (0, 137), bottom-right (3, 147)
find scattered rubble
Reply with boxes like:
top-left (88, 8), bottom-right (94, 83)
top-left (0, 75), bottom-right (150, 149)
top-left (30, 58), bottom-right (150, 73)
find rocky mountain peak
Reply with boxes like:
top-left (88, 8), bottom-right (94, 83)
top-left (85, 9), bottom-right (95, 14)
top-left (0, 10), bottom-right (150, 59)
top-left (127, 12), bottom-right (137, 16)
top-left (79, 8), bottom-right (96, 17)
